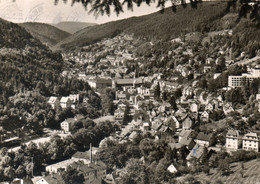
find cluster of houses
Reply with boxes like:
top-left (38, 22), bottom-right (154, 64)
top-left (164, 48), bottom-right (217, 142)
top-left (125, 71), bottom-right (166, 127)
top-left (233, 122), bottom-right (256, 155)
top-left (61, 34), bottom-right (138, 82)
top-left (105, 70), bottom-right (260, 173)
top-left (48, 94), bottom-right (80, 110)
top-left (32, 145), bottom-right (111, 184)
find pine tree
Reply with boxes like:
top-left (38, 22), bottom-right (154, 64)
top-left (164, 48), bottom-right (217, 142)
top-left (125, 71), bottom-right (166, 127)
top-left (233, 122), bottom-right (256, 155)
top-left (154, 82), bottom-right (161, 100)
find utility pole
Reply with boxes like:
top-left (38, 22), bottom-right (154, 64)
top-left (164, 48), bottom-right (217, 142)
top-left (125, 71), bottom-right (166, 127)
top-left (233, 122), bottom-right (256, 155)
top-left (32, 157), bottom-right (34, 177)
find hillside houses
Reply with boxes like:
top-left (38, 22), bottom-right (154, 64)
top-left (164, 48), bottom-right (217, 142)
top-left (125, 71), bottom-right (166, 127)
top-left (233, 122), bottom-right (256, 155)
top-left (60, 115), bottom-right (84, 133)
top-left (225, 130), bottom-right (260, 152)
top-left (48, 94), bottom-right (80, 110)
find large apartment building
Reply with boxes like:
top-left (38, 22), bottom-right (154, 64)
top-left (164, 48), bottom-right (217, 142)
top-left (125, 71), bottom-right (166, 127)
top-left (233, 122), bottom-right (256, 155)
top-left (242, 132), bottom-right (259, 152)
top-left (228, 66), bottom-right (260, 87)
top-left (226, 130), bottom-right (240, 150)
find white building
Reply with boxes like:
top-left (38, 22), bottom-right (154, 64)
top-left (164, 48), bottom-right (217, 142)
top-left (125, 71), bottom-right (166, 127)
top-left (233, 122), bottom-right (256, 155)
top-left (60, 118), bottom-right (75, 133)
top-left (60, 97), bottom-right (71, 109)
top-left (226, 130), bottom-right (239, 150)
top-left (242, 132), bottom-right (259, 152)
top-left (48, 96), bottom-right (59, 109)
top-left (228, 67), bottom-right (260, 88)
top-left (167, 164), bottom-right (178, 174)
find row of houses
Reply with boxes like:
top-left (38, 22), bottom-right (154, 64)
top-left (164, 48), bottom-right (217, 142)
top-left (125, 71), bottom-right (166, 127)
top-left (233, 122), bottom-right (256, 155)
top-left (48, 94), bottom-right (80, 109)
top-left (226, 130), bottom-right (259, 152)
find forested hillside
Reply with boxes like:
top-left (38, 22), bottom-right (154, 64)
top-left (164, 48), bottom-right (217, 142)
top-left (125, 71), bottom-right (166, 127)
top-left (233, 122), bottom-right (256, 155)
top-left (0, 18), bottom-right (101, 134)
top-left (53, 2), bottom-right (231, 50)
top-left (20, 22), bottom-right (71, 47)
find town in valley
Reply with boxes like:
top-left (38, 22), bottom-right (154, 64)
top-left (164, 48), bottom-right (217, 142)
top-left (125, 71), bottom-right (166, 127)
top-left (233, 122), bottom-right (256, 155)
top-left (1, 1), bottom-right (260, 184)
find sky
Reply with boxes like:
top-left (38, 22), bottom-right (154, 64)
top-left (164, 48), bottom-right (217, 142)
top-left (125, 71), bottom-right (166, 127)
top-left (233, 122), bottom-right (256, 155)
top-left (0, 0), bottom-right (168, 24)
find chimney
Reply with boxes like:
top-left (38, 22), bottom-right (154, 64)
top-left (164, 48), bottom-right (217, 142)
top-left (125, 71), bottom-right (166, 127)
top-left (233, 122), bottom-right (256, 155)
top-left (90, 143), bottom-right (93, 163)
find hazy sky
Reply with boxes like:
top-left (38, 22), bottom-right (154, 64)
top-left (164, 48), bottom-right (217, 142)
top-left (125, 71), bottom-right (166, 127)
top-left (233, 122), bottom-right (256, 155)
top-left (0, 0), bottom-right (168, 24)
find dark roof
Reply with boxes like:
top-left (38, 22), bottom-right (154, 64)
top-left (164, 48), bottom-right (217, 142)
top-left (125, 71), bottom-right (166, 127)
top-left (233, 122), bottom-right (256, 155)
top-left (43, 173), bottom-right (64, 184)
top-left (72, 151), bottom-right (90, 160)
top-left (196, 132), bottom-right (211, 142)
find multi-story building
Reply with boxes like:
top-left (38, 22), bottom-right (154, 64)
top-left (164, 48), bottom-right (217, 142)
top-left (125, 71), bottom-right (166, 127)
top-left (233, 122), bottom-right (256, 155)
top-left (242, 132), bottom-right (259, 152)
top-left (226, 130), bottom-right (240, 150)
top-left (228, 66), bottom-right (260, 87)
top-left (48, 96), bottom-right (59, 109)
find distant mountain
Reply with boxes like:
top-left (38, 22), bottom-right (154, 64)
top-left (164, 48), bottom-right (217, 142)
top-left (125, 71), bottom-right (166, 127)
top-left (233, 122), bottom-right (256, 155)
top-left (53, 2), bottom-right (230, 51)
top-left (20, 22), bottom-right (71, 47)
top-left (53, 21), bottom-right (97, 34)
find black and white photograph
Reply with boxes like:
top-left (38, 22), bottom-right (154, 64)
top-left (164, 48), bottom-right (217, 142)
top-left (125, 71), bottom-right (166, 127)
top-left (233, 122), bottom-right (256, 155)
top-left (0, 0), bottom-right (260, 183)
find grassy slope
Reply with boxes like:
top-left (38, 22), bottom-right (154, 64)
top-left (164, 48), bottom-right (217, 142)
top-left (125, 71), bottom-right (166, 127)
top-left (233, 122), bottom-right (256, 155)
top-left (20, 22), bottom-right (71, 47)
top-left (53, 2), bottom-right (228, 51)
top-left (194, 159), bottom-right (260, 184)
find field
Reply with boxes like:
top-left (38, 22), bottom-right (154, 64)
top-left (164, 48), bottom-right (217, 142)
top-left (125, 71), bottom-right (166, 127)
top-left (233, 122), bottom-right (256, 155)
top-left (195, 159), bottom-right (260, 184)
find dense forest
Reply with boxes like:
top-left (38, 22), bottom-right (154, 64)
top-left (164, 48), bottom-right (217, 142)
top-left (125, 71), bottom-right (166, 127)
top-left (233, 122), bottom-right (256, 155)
top-left (0, 18), bottom-right (101, 136)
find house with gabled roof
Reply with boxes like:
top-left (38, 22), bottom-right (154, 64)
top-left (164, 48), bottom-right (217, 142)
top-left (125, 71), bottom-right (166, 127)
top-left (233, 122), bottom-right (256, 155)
top-left (223, 102), bottom-right (234, 115)
top-left (164, 116), bottom-right (180, 131)
top-left (200, 111), bottom-right (209, 122)
top-left (182, 117), bottom-right (193, 130)
top-left (60, 118), bottom-right (75, 133)
top-left (179, 137), bottom-right (196, 150)
top-left (242, 132), bottom-right (259, 152)
top-left (114, 108), bottom-right (124, 122)
top-left (189, 100), bottom-right (200, 113)
top-left (195, 132), bottom-right (211, 147)
top-left (34, 173), bottom-right (64, 184)
top-left (226, 130), bottom-right (240, 151)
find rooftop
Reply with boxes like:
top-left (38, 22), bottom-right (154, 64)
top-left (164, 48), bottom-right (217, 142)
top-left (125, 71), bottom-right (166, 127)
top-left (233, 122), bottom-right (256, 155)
top-left (48, 96), bottom-right (58, 103)
top-left (196, 132), bottom-right (211, 142)
top-left (226, 130), bottom-right (239, 137)
top-left (115, 78), bottom-right (143, 85)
